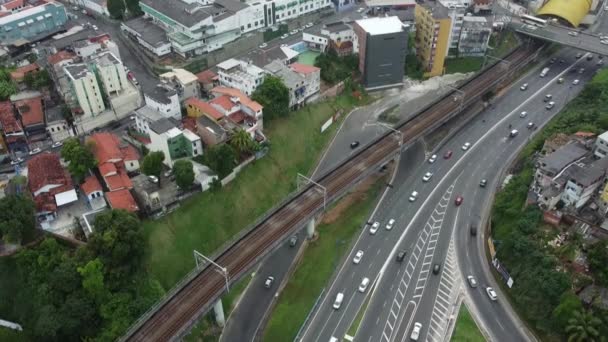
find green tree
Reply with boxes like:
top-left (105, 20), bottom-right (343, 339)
top-left (202, 144), bottom-right (237, 179)
top-left (77, 258), bottom-right (108, 304)
top-left (587, 241), bottom-right (608, 286)
top-left (24, 69), bottom-right (51, 90)
top-left (230, 129), bottom-right (256, 155)
top-left (173, 159), bottom-right (194, 189)
top-left (142, 151), bottom-right (165, 184)
top-left (61, 138), bottom-right (97, 181)
top-left (107, 0), bottom-right (126, 18)
top-left (0, 79), bottom-right (17, 100)
top-left (566, 310), bottom-right (602, 342)
top-left (552, 292), bottom-right (583, 331)
top-left (0, 195), bottom-right (36, 244)
top-left (125, 0), bottom-right (143, 16)
top-left (89, 210), bottom-right (144, 287)
top-left (252, 75), bottom-right (290, 121)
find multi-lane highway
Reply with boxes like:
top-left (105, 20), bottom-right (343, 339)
top-left (300, 47), bottom-right (601, 342)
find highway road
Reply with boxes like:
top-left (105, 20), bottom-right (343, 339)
top-left (300, 47), bottom-right (601, 342)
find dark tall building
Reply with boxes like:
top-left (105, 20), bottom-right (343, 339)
top-left (354, 16), bottom-right (409, 90)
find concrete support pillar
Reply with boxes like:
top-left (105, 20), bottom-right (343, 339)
top-left (306, 217), bottom-right (315, 239)
top-left (214, 299), bottom-right (225, 327)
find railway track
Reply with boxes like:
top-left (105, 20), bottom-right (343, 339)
top-left (123, 44), bottom-right (540, 342)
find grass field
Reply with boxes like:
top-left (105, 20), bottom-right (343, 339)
top-left (451, 305), bottom-right (486, 342)
top-left (143, 94), bottom-right (367, 289)
top-left (263, 175), bottom-right (386, 341)
top-left (445, 57), bottom-right (485, 74)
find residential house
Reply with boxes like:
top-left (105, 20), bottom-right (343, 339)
top-left (0, 100), bottom-right (26, 152)
top-left (27, 153), bottom-right (78, 220)
top-left (134, 105), bottom-right (168, 135)
top-left (81, 174), bottom-right (106, 210)
top-left (437, 0), bottom-right (469, 53)
top-left (196, 69), bottom-right (218, 96)
top-left (148, 118), bottom-right (202, 167)
top-left (144, 84), bottom-right (181, 120)
top-left (264, 60), bottom-right (321, 109)
top-left (45, 105), bottom-right (74, 143)
top-left (89, 132), bottom-right (140, 212)
top-left (560, 157), bottom-right (608, 209)
top-left (196, 115), bottom-right (229, 146)
top-left (13, 94), bottom-right (46, 141)
top-left (47, 50), bottom-right (76, 100)
top-left (535, 142), bottom-right (588, 188)
top-left (159, 69), bottom-right (200, 102)
top-left (211, 86), bottom-right (264, 133)
top-left (64, 63), bottom-right (106, 117)
top-left (354, 16), bottom-right (408, 89)
top-left (216, 58), bottom-right (266, 96)
top-left (0, 1), bottom-right (68, 45)
top-left (303, 21), bottom-right (359, 56)
top-left (9, 63), bottom-right (40, 85)
top-left (594, 131), bottom-right (608, 158)
top-left (131, 173), bottom-right (180, 214)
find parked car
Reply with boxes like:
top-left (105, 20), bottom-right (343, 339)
top-left (410, 322), bottom-right (422, 341)
top-left (422, 172), bottom-right (433, 182)
top-left (353, 250), bottom-right (364, 264)
top-left (289, 235), bottom-right (298, 247)
top-left (10, 157), bottom-right (24, 165)
top-left (305, 22), bottom-right (314, 28)
top-left (568, 31), bottom-right (578, 37)
top-left (396, 250), bottom-right (406, 262)
top-left (52, 141), bottom-right (63, 148)
top-left (386, 219), bottom-right (395, 230)
top-left (444, 150), bottom-right (453, 159)
top-left (454, 195), bottom-right (463, 206)
top-left (264, 276), bottom-right (274, 288)
top-left (350, 141), bottom-right (360, 149)
top-left (280, 33), bottom-right (289, 39)
top-left (428, 154), bottom-right (437, 163)
top-left (409, 191), bottom-right (418, 202)
top-left (486, 287), bottom-right (498, 301)
top-left (259, 43), bottom-right (268, 49)
top-left (148, 175), bottom-right (159, 183)
top-left (28, 148), bottom-right (41, 155)
top-left (290, 29), bottom-right (298, 35)
top-left (467, 275), bottom-right (478, 288)
top-left (369, 221), bottom-right (380, 234)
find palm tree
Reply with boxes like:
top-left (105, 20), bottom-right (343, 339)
top-left (230, 129), bottom-right (255, 155)
top-left (566, 310), bottom-right (602, 342)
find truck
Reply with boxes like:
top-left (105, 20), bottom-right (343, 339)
top-left (540, 67), bottom-right (550, 77)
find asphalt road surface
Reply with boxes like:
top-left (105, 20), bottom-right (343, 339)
top-left (301, 47), bottom-right (601, 342)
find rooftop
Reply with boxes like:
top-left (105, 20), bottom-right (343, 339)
top-left (214, 0), bottom-right (248, 12)
top-left (210, 95), bottom-right (235, 111)
top-left (149, 117), bottom-right (177, 135)
top-left (95, 51), bottom-right (121, 67)
top-left (145, 85), bottom-right (178, 105)
top-left (418, 1), bottom-right (450, 19)
top-left (10, 63), bottom-right (39, 81)
top-left (265, 60), bottom-right (302, 88)
top-left (64, 64), bottom-right (91, 80)
top-left (134, 105), bottom-right (164, 122)
top-left (324, 21), bottom-right (351, 33)
top-left (290, 62), bottom-right (320, 74)
top-left (160, 68), bottom-right (198, 85)
top-left (211, 87), bottom-right (263, 113)
top-left (140, 0), bottom-right (216, 28)
top-left (27, 152), bottom-right (71, 194)
top-left (355, 16), bottom-right (405, 35)
top-left (81, 175), bottom-right (102, 195)
top-left (0, 1), bottom-right (50, 26)
top-left (122, 17), bottom-right (169, 47)
top-left (364, 0), bottom-right (416, 6)
top-left (47, 50), bottom-right (75, 65)
top-left (89, 132), bottom-right (138, 164)
top-left (14, 96), bottom-right (44, 127)
top-left (539, 142), bottom-right (588, 176)
top-left (196, 69), bottom-right (218, 84)
top-left (105, 188), bottom-right (138, 212)
top-left (185, 97), bottom-right (223, 120)
top-left (562, 157), bottom-right (608, 187)
top-left (0, 100), bottom-right (22, 134)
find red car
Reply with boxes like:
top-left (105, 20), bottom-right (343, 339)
top-left (444, 150), bottom-right (453, 159)
top-left (455, 195), bottom-right (463, 206)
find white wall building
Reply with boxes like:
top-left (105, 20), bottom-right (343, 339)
top-left (134, 105), bottom-right (164, 135)
top-left (438, 0), bottom-right (469, 53)
top-left (144, 85), bottom-right (181, 120)
top-left (595, 131), bottom-right (608, 158)
top-left (95, 52), bottom-right (129, 96)
top-left (64, 64), bottom-right (105, 117)
top-left (148, 118), bottom-right (203, 167)
top-left (160, 69), bottom-right (200, 102)
top-left (82, 0), bottom-right (110, 17)
top-left (216, 58), bottom-right (266, 96)
top-left (264, 61), bottom-right (321, 109)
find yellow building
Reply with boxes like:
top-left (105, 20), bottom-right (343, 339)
top-left (414, 2), bottom-right (451, 77)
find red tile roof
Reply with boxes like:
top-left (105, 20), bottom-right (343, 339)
top-left (10, 63), bottom-right (39, 81)
top-left (27, 153), bottom-right (73, 212)
top-left (99, 162), bottom-right (117, 177)
top-left (47, 50), bottom-right (75, 65)
top-left (2, 0), bottom-right (24, 11)
top-left (228, 111), bottom-right (247, 124)
top-left (290, 63), bottom-right (320, 74)
top-left (196, 69), bottom-right (217, 84)
top-left (120, 145), bottom-right (139, 162)
top-left (89, 132), bottom-right (124, 164)
top-left (15, 96), bottom-right (44, 127)
top-left (105, 189), bottom-right (139, 212)
top-left (0, 101), bottom-right (22, 134)
top-left (186, 97), bottom-right (224, 120)
top-left (575, 132), bottom-right (596, 138)
top-left (210, 95), bottom-right (234, 111)
top-left (81, 175), bottom-right (102, 195)
top-left (105, 172), bottom-right (133, 191)
top-left (182, 116), bottom-right (197, 132)
top-left (211, 87), bottom-right (263, 113)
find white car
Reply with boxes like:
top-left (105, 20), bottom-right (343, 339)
top-left (409, 191), bottom-right (418, 202)
top-left (428, 154), bottom-right (437, 163)
top-left (519, 83), bottom-right (528, 91)
top-left (353, 250), bottom-right (364, 264)
top-left (92, 25), bottom-right (98, 31)
top-left (573, 79), bottom-right (580, 85)
top-left (461, 142), bottom-right (471, 151)
top-left (486, 287), bottom-right (498, 301)
top-left (52, 141), bottom-right (63, 148)
top-left (259, 43), bottom-right (268, 49)
top-left (410, 322), bottom-right (422, 341)
top-left (290, 29), bottom-right (298, 35)
top-left (10, 157), bottom-right (24, 165)
top-left (369, 222), bottom-right (380, 234)
top-left (519, 111), bottom-right (527, 118)
top-left (28, 148), bottom-right (41, 155)
top-left (602, 40), bottom-right (608, 45)
top-left (568, 31), bottom-right (578, 37)
top-left (280, 33), bottom-right (289, 39)
top-left (357, 7), bottom-right (365, 13)
top-left (467, 275), bottom-right (478, 288)
top-left (264, 276), bottom-right (274, 288)
top-left (386, 219), bottom-right (395, 230)
top-left (422, 172), bottom-right (433, 182)
top-left (359, 277), bottom-right (370, 293)
top-left (305, 22), bottom-right (313, 28)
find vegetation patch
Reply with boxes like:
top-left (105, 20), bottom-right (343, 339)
top-left (263, 24), bottom-right (288, 42)
top-left (314, 50), bottom-right (359, 85)
top-left (451, 305), bottom-right (485, 342)
top-left (445, 57), bottom-right (484, 74)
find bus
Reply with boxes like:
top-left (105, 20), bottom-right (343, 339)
top-left (521, 14), bottom-right (547, 27)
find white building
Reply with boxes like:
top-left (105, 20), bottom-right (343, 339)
top-left (303, 21), bottom-right (359, 56)
top-left (134, 105), bottom-right (165, 135)
top-left (216, 58), bottom-right (266, 96)
top-left (438, 0), bottom-right (469, 53)
top-left (45, 106), bottom-right (74, 143)
top-left (95, 52), bottom-right (129, 96)
top-left (148, 118), bottom-right (203, 167)
top-left (82, 0), bottom-right (110, 17)
top-left (560, 159), bottom-right (608, 209)
top-left (595, 131), bottom-right (608, 158)
top-left (264, 61), bottom-right (321, 109)
top-left (73, 37), bottom-right (121, 61)
top-left (121, 17), bottom-right (172, 58)
top-left (144, 85), bottom-right (181, 120)
top-left (160, 69), bottom-right (200, 102)
top-left (458, 16), bottom-right (492, 57)
top-left (64, 64), bottom-right (105, 117)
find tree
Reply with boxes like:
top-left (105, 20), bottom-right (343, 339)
top-left (142, 151), bottom-right (165, 184)
top-left (230, 129), bottom-right (256, 156)
top-left (24, 69), bottom-right (50, 90)
top-left (125, 0), bottom-right (143, 16)
top-left (587, 241), bottom-right (608, 286)
top-left (202, 144), bottom-right (236, 179)
top-left (88, 210), bottom-right (144, 287)
top-left (0, 79), bottom-right (17, 100)
top-left (552, 292), bottom-right (583, 331)
top-left (61, 138), bottom-right (97, 182)
top-left (252, 75), bottom-right (290, 121)
top-left (173, 160), bottom-right (194, 189)
top-left (77, 258), bottom-right (108, 304)
top-left (566, 310), bottom-right (602, 342)
top-left (0, 195), bottom-right (36, 244)
top-left (107, 0), bottom-right (125, 19)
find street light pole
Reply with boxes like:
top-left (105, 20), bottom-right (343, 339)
top-left (373, 121), bottom-right (403, 147)
top-left (193, 250), bottom-right (230, 293)
top-left (297, 173), bottom-right (327, 210)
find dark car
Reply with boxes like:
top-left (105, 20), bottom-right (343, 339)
top-left (576, 53), bottom-right (583, 59)
top-left (443, 150), bottom-right (453, 159)
top-left (550, 57), bottom-right (556, 64)
top-left (470, 224), bottom-right (477, 236)
top-left (350, 141), bottom-right (360, 149)
top-left (454, 195), bottom-right (464, 206)
top-left (432, 263), bottom-right (441, 275)
top-left (479, 179), bottom-right (487, 188)
top-left (396, 250), bottom-right (407, 262)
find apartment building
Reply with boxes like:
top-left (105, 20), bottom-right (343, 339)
top-left (354, 16), bottom-right (408, 89)
top-left (64, 64), bottom-right (106, 117)
top-left (458, 16), bottom-right (491, 57)
top-left (0, 1), bottom-right (68, 45)
top-left (160, 69), bottom-right (200, 103)
top-left (438, 0), bottom-right (468, 52)
top-left (143, 85), bottom-right (181, 120)
top-left (148, 118), bottom-right (202, 167)
top-left (137, 0), bottom-right (332, 58)
top-left (216, 58), bottom-right (266, 96)
top-left (414, 2), bottom-right (451, 77)
top-left (94, 52), bottom-right (129, 96)
top-left (595, 131), bottom-right (608, 158)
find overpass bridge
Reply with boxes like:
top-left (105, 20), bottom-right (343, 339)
top-left (510, 20), bottom-right (608, 56)
top-left (121, 44), bottom-right (543, 342)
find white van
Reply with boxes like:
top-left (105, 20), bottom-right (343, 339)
top-left (333, 293), bottom-right (344, 309)
top-left (329, 337), bottom-right (338, 342)
top-left (359, 277), bottom-right (370, 293)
